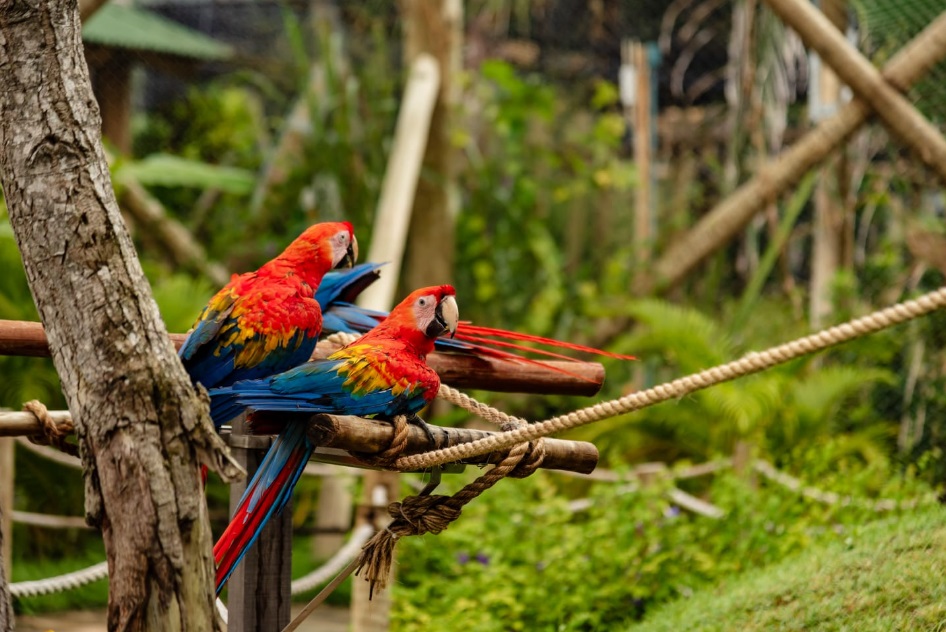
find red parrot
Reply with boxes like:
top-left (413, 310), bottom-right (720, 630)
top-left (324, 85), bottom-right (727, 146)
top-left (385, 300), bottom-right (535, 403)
top-left (178, 221), bottom-right (358, 415)
top-left (209, 285), bottom-right (459, 592)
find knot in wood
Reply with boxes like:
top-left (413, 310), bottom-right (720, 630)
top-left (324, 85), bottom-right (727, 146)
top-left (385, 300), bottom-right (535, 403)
top-left (387, 494), bottom-right (462, 536)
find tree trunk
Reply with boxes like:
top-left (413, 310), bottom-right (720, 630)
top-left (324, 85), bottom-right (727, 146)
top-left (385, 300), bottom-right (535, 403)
top-left (0, 0), bottom-right (240, 629)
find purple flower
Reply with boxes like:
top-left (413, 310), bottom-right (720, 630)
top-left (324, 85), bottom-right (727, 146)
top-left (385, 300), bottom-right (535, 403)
top-left (456, 552), bottom-right (470, 565)
top-left (664, 505), bottom-right (681, 519)
top-left (475, 552), bottom-right (490, 566)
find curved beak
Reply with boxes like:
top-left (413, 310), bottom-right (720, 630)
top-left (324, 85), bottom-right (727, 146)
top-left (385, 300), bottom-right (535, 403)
top-left (427, 294), bottom-right (459, 339)
top-left (335, 235), bottom-right (358, 270)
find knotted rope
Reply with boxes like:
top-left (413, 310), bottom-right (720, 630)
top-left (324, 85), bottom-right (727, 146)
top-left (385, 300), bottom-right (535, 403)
top-left (22, 399), bottom-right (77, 457)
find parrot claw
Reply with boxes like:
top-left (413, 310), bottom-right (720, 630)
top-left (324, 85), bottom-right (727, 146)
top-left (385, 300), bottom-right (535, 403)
top-left (407, 414), bottom-right (440, 448)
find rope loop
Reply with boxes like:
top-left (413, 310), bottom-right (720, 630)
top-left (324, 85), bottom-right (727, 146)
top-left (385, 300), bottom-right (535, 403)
top-left (22, 399), bottom-right (78, 457)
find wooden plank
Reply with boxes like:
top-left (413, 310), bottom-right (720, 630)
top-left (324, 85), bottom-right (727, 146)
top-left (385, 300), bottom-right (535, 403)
top-left (0, 320), bottom-right (605, 396)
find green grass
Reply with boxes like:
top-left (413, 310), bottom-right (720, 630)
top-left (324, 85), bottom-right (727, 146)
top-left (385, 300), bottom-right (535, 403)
top-left (627, 506), bottom-right (946, 631)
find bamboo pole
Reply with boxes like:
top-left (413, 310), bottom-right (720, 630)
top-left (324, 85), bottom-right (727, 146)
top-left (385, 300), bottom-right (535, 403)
top-left (648, 11), bottom-right (946, 295)
top-left (0, 319), bottom-right (606, 396)
top-left (764, 0), bottom-right (946, 182)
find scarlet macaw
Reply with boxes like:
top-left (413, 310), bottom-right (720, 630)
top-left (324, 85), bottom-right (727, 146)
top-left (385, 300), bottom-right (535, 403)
top-left (209, 285), bottom-right (459, 591)
top-left (178, 221), bottom-right (357, 407)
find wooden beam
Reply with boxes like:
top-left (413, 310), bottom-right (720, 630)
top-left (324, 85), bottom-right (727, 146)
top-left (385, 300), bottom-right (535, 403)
top-left (764, 0), bottom-right (946, 183)
top-left (0, 320), bottom-right (605, 396)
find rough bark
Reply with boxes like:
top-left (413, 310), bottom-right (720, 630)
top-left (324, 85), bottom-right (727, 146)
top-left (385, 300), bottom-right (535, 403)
top-left (0, 0), bottom-right (240, 629)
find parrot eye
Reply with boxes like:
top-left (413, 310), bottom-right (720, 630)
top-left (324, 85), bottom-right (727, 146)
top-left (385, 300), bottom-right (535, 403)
top-left (418, 298), bottom-right (427, 307)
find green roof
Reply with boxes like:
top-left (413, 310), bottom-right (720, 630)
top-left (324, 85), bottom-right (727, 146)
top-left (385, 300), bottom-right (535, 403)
top-left (82, 4), bottom-right (233, 61)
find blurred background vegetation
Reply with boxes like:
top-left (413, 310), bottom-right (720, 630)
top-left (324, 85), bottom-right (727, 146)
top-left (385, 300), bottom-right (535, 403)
top-left (3, 0), bottom-right (946, 628)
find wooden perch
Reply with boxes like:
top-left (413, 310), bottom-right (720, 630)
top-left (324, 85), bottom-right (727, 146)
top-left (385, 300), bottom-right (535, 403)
top-left (305, 414), bottom-right (598, 474)
top-left (0, 410), bottom-right (598, 475)
top-left (0, 320), bottom-right (605, 395)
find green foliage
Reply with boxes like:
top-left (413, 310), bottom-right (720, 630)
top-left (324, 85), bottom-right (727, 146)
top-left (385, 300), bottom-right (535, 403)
top-left (455, 60), bottom-right (635, 334)
top-left (114, 154), bottom-right (256, 195)
top-left (628, 505), bottom-right (946, 631)
top-left (393, 467), bottom-right (936, 631)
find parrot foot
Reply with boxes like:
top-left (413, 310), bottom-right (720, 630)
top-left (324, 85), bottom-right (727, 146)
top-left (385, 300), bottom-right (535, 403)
top-left (407, 414), bottom-right (440, 448)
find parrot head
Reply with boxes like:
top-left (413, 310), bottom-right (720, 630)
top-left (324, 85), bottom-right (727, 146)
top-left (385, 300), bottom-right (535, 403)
top-left (403, 285), bottom-right (458, 339)
top-left (281, 221), bottom-right (358, 274)
top-left (369, 285), bottom-right (458, 355)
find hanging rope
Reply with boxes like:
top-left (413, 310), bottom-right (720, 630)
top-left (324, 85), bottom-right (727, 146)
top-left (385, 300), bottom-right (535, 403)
top-left (402, 286), bottom-right (946, 471)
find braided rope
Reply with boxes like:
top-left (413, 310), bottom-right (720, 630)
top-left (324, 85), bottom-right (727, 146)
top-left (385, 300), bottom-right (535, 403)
top-left (398, 286), bottom-right (946, 470)
top-left (10, 561), bottom-right (109, 598)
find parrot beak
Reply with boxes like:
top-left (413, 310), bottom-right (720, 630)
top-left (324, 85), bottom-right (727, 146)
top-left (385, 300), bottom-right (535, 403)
top-left (427, 295), bottom-right (458, 339)
top-left (335, 235), bottom-right (358, 270)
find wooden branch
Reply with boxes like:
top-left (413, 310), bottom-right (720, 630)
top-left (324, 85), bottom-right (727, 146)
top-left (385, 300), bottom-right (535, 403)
top-left (0, 320), bottom-right (605, 396)
top-left (763, 0), bottom-right (946, 184)
top-left (1, 411), bottom-right (598, 475)
top-left (644, 12), bottom-right (946, 296)
top-left (308, 414), bottom-right (598, 474)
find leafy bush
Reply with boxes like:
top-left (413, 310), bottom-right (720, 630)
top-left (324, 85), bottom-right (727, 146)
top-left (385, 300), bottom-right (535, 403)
top-left (392, 462), bottom-right (935, 631)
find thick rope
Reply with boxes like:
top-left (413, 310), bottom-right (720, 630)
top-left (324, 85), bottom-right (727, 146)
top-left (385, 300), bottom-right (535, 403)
top-left (398, 286), bottom-right (946, 471)
top-left (22, 399), bottom-right (78, 457)
top-left (10, 562), bottom-right (108, 598)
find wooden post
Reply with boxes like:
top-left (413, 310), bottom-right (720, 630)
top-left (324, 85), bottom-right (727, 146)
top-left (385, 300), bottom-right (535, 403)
top-left (0, 439), bottom-right (12, 583)
top-left (226, 417), bottom-right (292, 632)
top-left (401, 0), bottom-right (462, 294)
top-left (809, 0), bottom-right (848, 330)
top-left (624, 39), bottom-right (655, 291)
